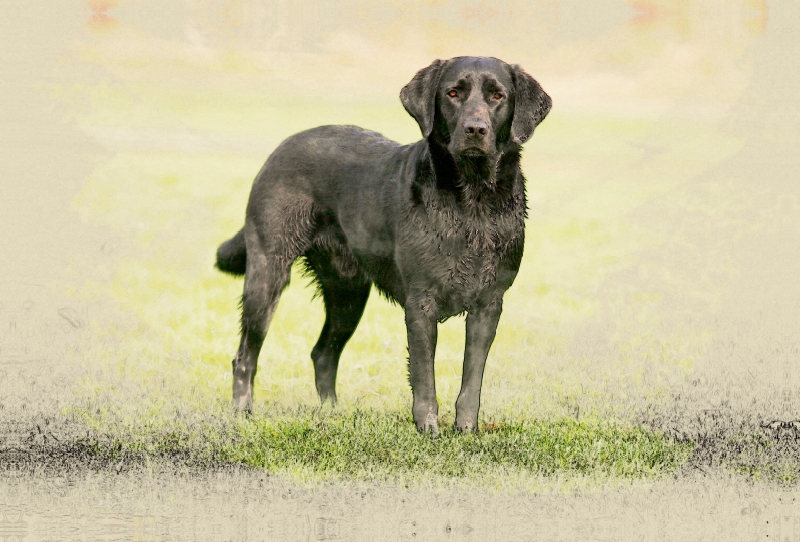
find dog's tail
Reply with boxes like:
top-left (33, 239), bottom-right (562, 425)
top-left (216, 228), bottom-right (247, 276)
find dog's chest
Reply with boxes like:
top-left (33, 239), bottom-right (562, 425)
top-left (403, 199), bottom-right (523, 306)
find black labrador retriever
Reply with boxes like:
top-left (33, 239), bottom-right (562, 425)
top-left (216, 56), bottom-right (551, 435)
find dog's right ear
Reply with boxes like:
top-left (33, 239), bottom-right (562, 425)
top-left (400, 59), bottom-right (445, 138)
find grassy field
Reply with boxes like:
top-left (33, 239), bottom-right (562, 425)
top-left (39, 54), bottom-right (795, 492)
top-left (62, 402), bottom-right (689, 492)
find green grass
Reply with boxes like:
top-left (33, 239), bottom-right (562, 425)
top-left (66, 402), bottom-right (691, 492)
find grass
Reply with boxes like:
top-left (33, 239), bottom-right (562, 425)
top-left (60, 402), bottom-right (691, 492)
top-left (35, 51), bottom-right (797, 491)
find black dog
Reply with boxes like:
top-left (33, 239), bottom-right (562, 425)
top-left (216, 57), bottom-right (551, 435)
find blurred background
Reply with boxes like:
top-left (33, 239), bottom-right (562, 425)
top-left (1, 0), bottom-right (798, 454)
top-left (3, 0), bottom-right (800, 539)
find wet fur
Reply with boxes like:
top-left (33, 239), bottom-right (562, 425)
top-left (216, 56), bottom-right (551, 434)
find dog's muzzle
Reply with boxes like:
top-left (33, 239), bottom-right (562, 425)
top-left (451, 117), bottom-right (495, 157)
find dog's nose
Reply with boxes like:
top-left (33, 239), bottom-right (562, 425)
top-left (464, 119), bottom-right (488, 138)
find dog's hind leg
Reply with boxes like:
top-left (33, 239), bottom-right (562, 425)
top-left (232, 203), bottom-right (316, 412)
top-left (305, 248), bottom-right (371, 403)
top-left (232, 260), bottom-right (286, 412)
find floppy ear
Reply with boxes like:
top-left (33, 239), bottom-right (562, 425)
top-left (510, 66), bottom-right (552, 144)
top-left (400, 59), bottom-right (445, 138)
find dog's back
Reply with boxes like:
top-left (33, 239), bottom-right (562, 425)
top-left (216, 125), bottom-right (403, 276)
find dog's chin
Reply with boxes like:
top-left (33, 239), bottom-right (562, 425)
top-left (453, 146), bottom-right (495, 160)
top-left (459, 148), bottom-right (489, 158)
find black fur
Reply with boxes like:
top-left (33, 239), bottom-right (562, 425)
top-left (217, 57), bottom-right (551, 435)
top-left (216, 232), bottom-right (247, 275)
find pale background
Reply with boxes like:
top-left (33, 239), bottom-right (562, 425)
top-left (1, 0), bottom-right (799, 540)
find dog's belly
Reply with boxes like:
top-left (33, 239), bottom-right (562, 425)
top-left (331, 197), bottom-right (410, 302)
top-left (356, 253), bottom-right (407, 302)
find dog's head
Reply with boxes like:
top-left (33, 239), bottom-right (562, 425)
top-left (400, 57), bottom-right (552, 158)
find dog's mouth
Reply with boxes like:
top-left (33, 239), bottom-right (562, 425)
top-left (459, 147), bottom-right (489, 156)
top-left (455, 145), bottom-right (494, 159)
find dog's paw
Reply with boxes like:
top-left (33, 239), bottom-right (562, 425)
top-left (416, 412), bottom-right (440, 438)
top-left (232, 395), bottom-right (253, 415)
top-left (455, 414), bottom-right (479, 433)
top-left (455, 421), bottom-right (478, 434)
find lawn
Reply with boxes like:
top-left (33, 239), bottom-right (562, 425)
top-left (48, 66), bottom-right (796, 491)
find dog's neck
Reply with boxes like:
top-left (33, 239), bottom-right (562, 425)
top-left (425, 138), bottom-right (521, 211)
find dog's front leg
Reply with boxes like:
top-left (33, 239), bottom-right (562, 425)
top-left (405, 300), bottom-right (440, 437)
top-left (455, 298), bottom-right (503, 432)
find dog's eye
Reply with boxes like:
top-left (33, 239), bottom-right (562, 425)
top-left (447, 90), bottom-right (458, 98)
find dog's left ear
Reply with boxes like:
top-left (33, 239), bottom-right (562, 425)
top-left (400, 59), bottom-right (445, 138)
top-left (510, 65), bottom-right (552, 145)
